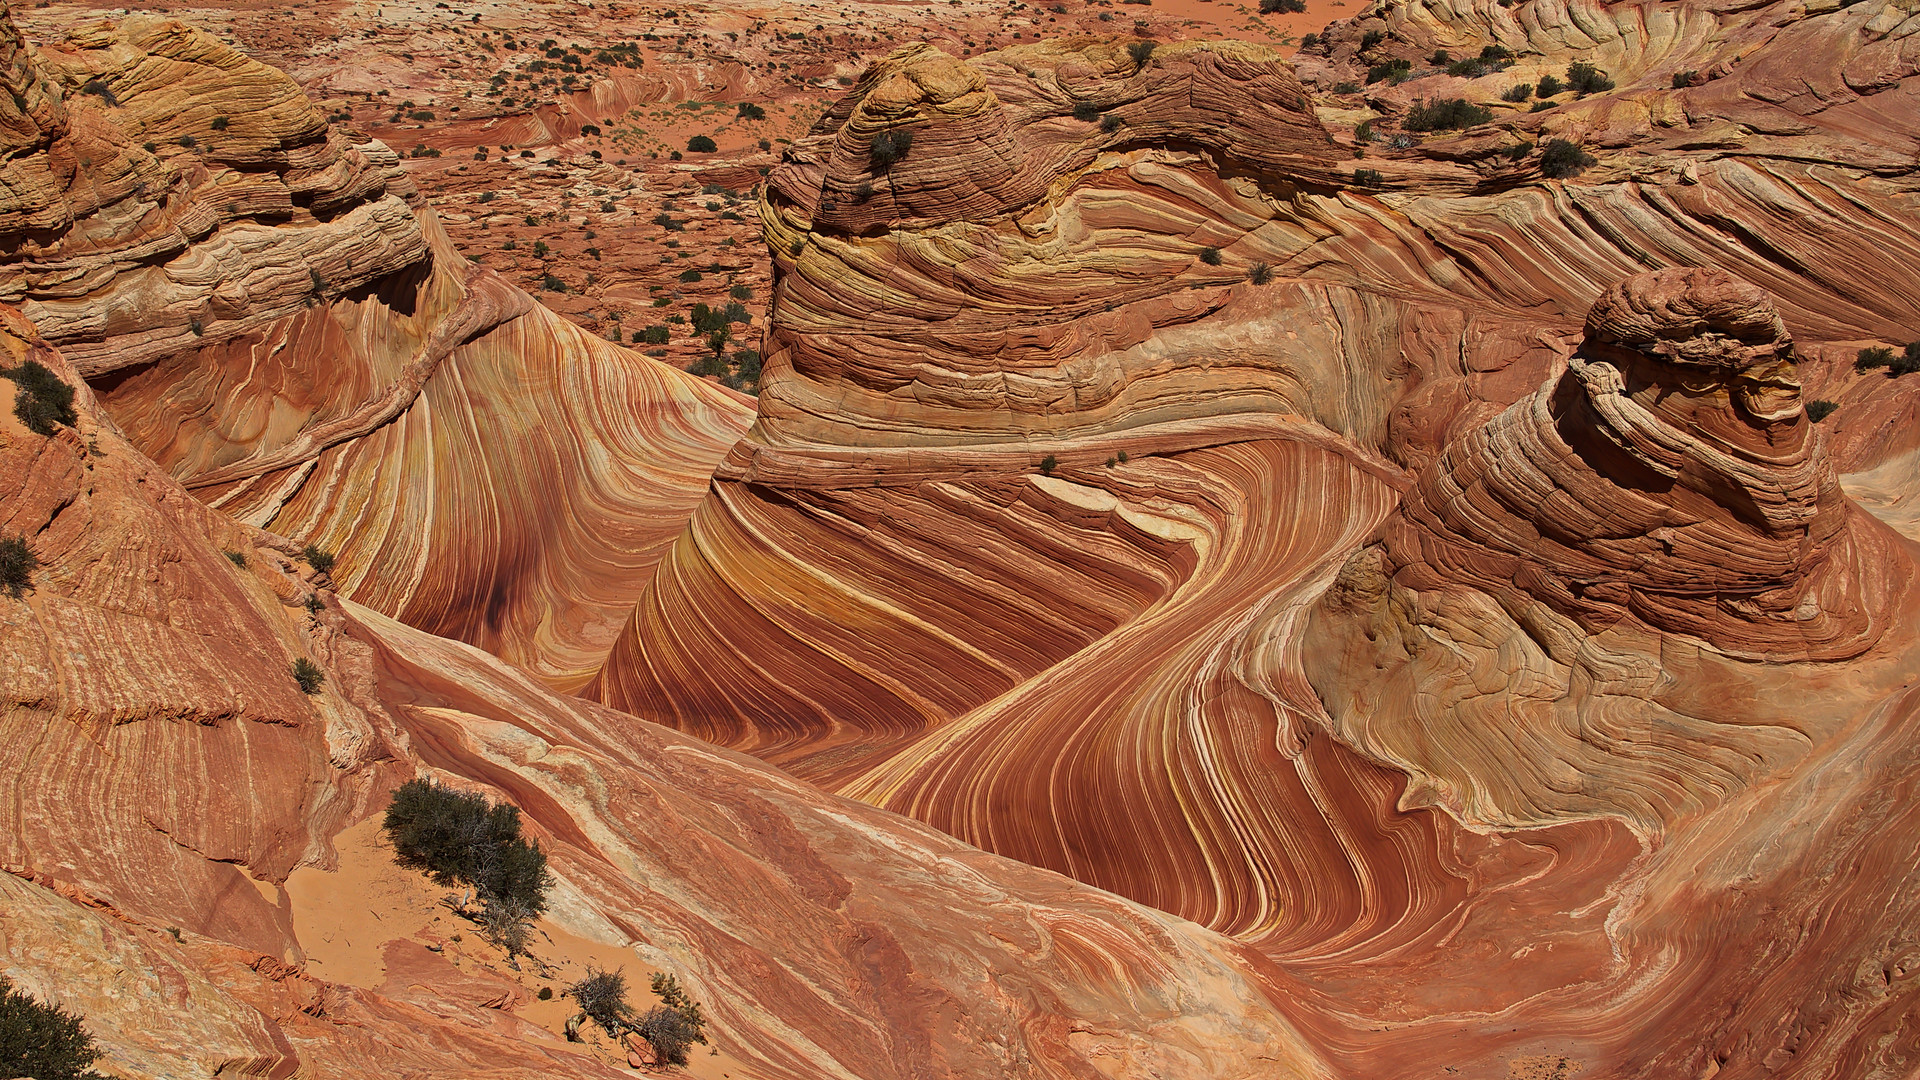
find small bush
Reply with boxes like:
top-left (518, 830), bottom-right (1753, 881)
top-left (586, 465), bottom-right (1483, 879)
top-left (678, 269), bottom-right (703, 283)
top-left (1128, 40), bottom-right (1158, 68)
top-left (407, 109), bottom-right (435, 121)
top-left (686, 134), bottom-right (716, 153)
top-left (224, 550), bottom-right (248, 569)
top-left (291, 657), bottom-right (325, 695)
top-left (538, 986), bottom-right (554, 1001)
top-left (1249, 262), bottom-right (1274, 285)
top-left (1535, 73), bottom-right (1563, 97)
top-left (730, 283), bottom-right (754, 301)
top-left (641, 325), bottom-right (670, 345)
top-left (1539, 138), bottom-right (1595, 178)
top-left (1505, 140), bottom-right (1534, 160)
top-left (0, 975), bottom-right (105, 1080)
top-left (1479, 44), bottom-right (1514, 62)
top-left (210, 115), bottom-right (229, 130)
top-left (3, 359), bottom-right (78, 436)
top-left (1259, 0), bottom-right (1306, 11)
top-left (1366, 58), bottom-right (1412, 84)
top-left (1199, 246), bottom-right (1223, 266)
top-left (1566, 61), bottom-right (1614, 95)
top-left (869, 128), bottom-right (914, 168)
top-left (1100, 113), bottom-right (1124, 133)
top-left (1359, 29), bottom-right (1385, 50)
top-left (736, 102), bottom-right (766, 120)
top-left (635, 1007), bottom-right (704, 1065)
top-left (302, 544), bottom-right (336, 573)
top-left (1352, 167), bottom-right (1384, 186)
top-left (1898, 342), bottom-right (1920, 376)
top-left (1805, 400), bottom-right (1838, 422)
top-left (1429, 50), bottom-right (1451, 66)
top-left (1672, 69), bottom-right (1696, 89)
top-left (79, 78), bottom-right (117, 106)
top-left (1332, 80), bottom-right (1360, 94)
top-left (1857, 346), bottom-right (1895, 371)
top-left (1404, 98), bottom-right (1493, 131)
top-left (383, 778), bottom-right (553, 950)
top-left (0, 536), bottom-right (37, 599)
top-left (1072, 100), bottom-right (1102, 122)
top-left (566, 967), bottom-right (635, 1038)
top-left (541, 274), bottom-right (566, 292)
top-left (1354, 119), bottom-right (1375, 143)
top-left (178, 134), bottom-right (197, 148)
top-left (1502, 82), bottom-right (1533, 102)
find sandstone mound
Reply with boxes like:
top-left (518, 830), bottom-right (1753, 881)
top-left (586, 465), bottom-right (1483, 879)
top-left (1378, 267), bottom-right (1894, 663)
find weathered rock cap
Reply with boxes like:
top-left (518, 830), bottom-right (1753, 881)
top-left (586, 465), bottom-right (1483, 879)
top-left (1582, 267), bottom-right (1793, 372)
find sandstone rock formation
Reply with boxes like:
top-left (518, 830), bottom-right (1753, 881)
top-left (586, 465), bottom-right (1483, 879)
top-left (582, 17), bottom-right (1920, 1078)
top-left (8, 0), bottom-right (1920, 1075)
top-left (0, 5), bottom-right (755, 687)
top-left (0, 309), bottom-right (1320, 1078)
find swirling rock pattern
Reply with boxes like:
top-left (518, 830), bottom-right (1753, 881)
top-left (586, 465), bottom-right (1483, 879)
top-left (0, 310), bottom-right (1322, 1079)
top-left (0, 4), bottom-right (754, 686)
top-left (588, 18), bottom-right (1920, 1078)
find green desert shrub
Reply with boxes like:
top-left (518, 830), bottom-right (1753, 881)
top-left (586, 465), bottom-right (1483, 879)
top-left (1259, 0), bottom-right (1306, 11)
top-left (1672, 69), bottom-right (1696, 88)
top-left (1198, 246), bottom-right (1224, 266)
top-left (1352, 167), bottom-right (1384, 186)
top-left (634, 974), bottom-right (709, 1065)
top-left (3, 359), bottom-right (77, 436)
top-left (291, 657), bottom-right (324, 694)
top-left (0, 535), bottom-right (37, 599)
top-left (383, 780), bottom-right (552, 918)
top-left (1535, 73), bottom-right (1564, 97)
top-left (301, 544), bottom-right (336, 574)
top-left (1404, 98), bottom-right (1493, 130)
top-left (869, 127), bottom-right (913, 167)
top-left (1854, 346), bottom-right (1894, 371)
top-left (1566, 61), bottom-right (1614, 95)
top-left (1502, 82), bottom-right (1533, 102)
top-left (1366, 58), bottom-right (1411, 84)
top-left (1127, 40), bottom-right (1157, 68)
top-left (1896, 342), bottom-right (1920, 376)
top-left (1805, 400), bottom-right (1838, 422)
top-left (686, 134), bottom-right (716, 153)
top-left (0, 976), bottom-right (105, 1080)
top-left (1539, 138), bottom-right (1596, 178)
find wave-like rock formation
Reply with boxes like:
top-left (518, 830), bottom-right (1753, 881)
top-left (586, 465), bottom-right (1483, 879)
top-left (0, 5), bottom-right (755, 686)
top-left (0, 309), bottom-right (1321, 1078)
top-left (584, 15), bottom-right (1920, 1076)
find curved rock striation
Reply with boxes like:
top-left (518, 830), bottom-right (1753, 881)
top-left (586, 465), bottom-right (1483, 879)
top-left (586, 21), bottom-right (1920, 1078)
top-left (0, 309), bottom-right (1324, 1080)
top-left (0, 5), bottom-right (755, 686)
